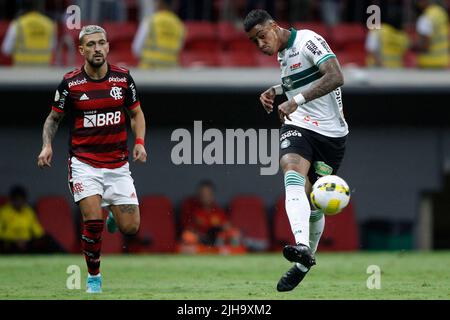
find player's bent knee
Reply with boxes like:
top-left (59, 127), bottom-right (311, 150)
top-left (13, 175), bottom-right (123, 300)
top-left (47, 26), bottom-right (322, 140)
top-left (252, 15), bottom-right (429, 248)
top-left (119, 222), bottom-right (139, 235)
top-left (280, 153), bottom-right (310, 176)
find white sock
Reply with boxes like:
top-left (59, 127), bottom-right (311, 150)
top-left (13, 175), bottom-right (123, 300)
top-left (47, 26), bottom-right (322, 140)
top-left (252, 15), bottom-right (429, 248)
top-left (88, 273), bottom-right (101, 278)
top-left (284, 170), bottom-right (311, 247)
top-left (309, 209), bottom-right (325, 254)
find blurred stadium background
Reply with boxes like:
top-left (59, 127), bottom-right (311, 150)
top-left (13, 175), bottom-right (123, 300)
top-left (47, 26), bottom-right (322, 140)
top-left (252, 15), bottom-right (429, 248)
top-left (0, 0), bottom-right (450, 296)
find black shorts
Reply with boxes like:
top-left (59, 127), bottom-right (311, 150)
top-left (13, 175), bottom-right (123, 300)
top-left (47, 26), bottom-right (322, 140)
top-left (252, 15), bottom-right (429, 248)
top-left (279, 124), bottom-right (347, 183)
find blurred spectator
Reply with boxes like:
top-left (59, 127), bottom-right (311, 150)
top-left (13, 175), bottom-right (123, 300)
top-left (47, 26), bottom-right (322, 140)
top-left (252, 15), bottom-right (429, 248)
top-left (320, 0), bottom-right (340, 26)
top-left (285, 0), bottom-right (314, 23)
top-left (1, 0), bottom-right (56, 66)
top-left (246, 0), bottom-right (275, 18)
top-left (366, 7), bottom-right (409, 68)
top-left (0, 186), bottom-right (63, 254)
top-left (138, 0), bottom-right (156, 22)
top-left (178, 0), bottom-right (213, 21)
top-left (412, 0), bottom-right (449, 68)
top-left (132, 0), bottom-right (185, 68)
top-left (180, 181), bottom-right (243, 252)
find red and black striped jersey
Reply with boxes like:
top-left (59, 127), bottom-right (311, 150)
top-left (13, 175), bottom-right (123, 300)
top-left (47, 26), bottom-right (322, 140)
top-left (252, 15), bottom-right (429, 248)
top-left (51, 64), bottom-right (140, 169)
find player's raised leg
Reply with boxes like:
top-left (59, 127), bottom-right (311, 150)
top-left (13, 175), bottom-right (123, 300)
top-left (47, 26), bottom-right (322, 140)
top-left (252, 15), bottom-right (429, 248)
top-left (79, 195), bottom-right (104, 293)
top-left (277, 153), bottom-right (316, 292)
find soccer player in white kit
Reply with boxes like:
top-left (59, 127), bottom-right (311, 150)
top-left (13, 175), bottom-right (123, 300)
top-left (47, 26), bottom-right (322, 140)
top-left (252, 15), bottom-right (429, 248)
top-left (244, 10), bottom-right (348, 292)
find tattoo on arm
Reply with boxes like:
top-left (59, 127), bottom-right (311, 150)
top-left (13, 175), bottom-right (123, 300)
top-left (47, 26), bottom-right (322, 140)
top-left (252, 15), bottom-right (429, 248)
top-left (118, 204), bottom-right (138, 214)
top-left (42, 110), bottom-right (64, 146)
top-left (302, 58), bottom-right (344, 103)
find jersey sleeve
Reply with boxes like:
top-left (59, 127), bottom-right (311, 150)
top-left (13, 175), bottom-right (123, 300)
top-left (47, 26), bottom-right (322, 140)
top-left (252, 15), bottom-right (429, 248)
top-left (125, 72), bottom-right (140, 111)
top-left (302, 31), bottom-right (337, 67)
top-left (51, 79), bottom-right (70, 113)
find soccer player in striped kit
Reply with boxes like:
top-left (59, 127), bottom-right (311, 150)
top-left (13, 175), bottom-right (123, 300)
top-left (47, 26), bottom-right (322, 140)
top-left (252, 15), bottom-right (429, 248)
top-left (37, 25), bottom-right (147, 293)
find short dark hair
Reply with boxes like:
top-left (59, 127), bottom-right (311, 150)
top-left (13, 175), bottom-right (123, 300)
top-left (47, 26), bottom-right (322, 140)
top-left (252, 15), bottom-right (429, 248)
top-left (243, 9), bottom-right (274, 32)
top-left (9, 185), bottom-right (27, 200)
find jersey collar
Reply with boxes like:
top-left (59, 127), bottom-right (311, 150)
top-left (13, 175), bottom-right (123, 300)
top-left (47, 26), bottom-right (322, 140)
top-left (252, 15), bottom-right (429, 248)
top-left (82, 63), bottom-right (111, 83)
top-left (286, 28), bottom-right (297, 49)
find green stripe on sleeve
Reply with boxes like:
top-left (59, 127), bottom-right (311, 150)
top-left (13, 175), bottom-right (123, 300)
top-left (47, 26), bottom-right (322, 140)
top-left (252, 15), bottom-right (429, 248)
top-left (316, 53), bottom-right (336, 66)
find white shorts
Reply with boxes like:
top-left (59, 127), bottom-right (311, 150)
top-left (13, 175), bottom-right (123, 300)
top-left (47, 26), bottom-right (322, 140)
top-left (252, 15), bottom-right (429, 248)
top-left (68, 156), bottom-right (139, 207)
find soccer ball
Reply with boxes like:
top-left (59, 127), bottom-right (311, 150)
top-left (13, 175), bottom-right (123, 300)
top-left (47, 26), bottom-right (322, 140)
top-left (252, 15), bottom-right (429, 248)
top-left (310, 175), bottom-right (350, 215)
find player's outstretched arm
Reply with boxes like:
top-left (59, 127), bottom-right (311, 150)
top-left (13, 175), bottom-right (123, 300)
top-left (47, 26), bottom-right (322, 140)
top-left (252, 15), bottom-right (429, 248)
top-left (302, 58), bottom-right (344, 103)
top-left (127, 105), bottom-right (147, 163)
top-left (37, 110), bottom-right (64, 168)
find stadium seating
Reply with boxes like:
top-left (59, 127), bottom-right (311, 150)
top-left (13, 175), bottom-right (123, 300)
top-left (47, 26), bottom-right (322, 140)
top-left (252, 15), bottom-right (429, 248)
top-left (0, 20), bottom-right (12, 65)
top-left (256, 53), bottom-right (280, 67)
top-left (336, 50), bottom-right (366, 67)
top-left (2, 19), bottom-right (444, 69)
top-left (180, 50), bottom-right (220, 67)
top-left (103, 22), bottom-right (137, 51)
top-left (35, 196), bottom-right (77, 253)
top-left (184, 21), bottom-right (221, 52)
top-left (179, 196), bottom-right (200, 230)
top-left (0, 195), bottom-right (8, 206)
top-left (219, 51), bottom-right (258, 67)
top-left (130, 195), bottom-right (177, 253)
top-left (293, 22), bottom-right (329, 39)
top-left (229, 195), bottom-right (270, 251)
top-left (107, 51), bottom-right (138, 67)
top-left (330, 23), bottom-right (366, 51)
top-left (318, 202), bottom-right (359, 251)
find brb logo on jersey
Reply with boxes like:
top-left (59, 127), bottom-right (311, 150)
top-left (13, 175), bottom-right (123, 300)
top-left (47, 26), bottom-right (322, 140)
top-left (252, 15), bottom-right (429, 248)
top-left (110, 86), bottom-right (123, 100)
top-left (84, 111), bottom-right (121, 127)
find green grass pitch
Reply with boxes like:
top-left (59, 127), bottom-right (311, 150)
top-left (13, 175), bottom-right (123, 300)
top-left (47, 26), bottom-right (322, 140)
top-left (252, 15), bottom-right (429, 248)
top-left (0, 252), bottom-right (449, 300)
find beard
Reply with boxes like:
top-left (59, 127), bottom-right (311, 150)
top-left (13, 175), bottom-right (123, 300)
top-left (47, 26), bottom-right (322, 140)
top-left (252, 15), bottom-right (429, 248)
top-left (87, 56), bottom-right (105, 68)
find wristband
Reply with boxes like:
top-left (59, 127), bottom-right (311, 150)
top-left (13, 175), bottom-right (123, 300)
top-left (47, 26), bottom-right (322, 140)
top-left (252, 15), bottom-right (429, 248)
top-left (293, 93), bottom-right (306, 106)
top-left (135, 138), bottom-right (145, 146)
top-left (272, 84), bottom-right (284, 95)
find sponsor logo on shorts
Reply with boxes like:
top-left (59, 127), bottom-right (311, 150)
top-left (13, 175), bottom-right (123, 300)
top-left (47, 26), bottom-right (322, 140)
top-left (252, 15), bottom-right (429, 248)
top-left (280, 139), bottom-right (291, 149)
top-left (280, 130), bottom-right (302, 141)
top-left (68, 78), bottom-right (87, 88)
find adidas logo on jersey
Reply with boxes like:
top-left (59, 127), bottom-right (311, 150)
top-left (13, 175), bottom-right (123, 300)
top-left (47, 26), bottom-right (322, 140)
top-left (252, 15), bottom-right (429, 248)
top-left (79, 93), bottom-right (89, 101)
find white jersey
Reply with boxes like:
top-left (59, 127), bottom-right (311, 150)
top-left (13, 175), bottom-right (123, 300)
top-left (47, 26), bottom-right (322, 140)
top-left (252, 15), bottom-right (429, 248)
top-left (278, 28), bottom-right (348, 138)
